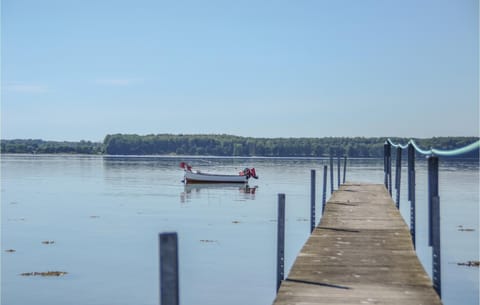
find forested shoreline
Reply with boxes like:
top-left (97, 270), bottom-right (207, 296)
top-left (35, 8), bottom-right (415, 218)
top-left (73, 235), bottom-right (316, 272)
top-left (1, 134), bottom-right (479, 158)
top-left (1, 139), bottom-right (103, 155)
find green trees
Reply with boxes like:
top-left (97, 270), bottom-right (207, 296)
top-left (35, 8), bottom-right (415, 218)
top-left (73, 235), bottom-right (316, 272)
top-left (0, 139), bottom-right (103, 154)
top-left (100, 134), bottom-right (478, 157)
top-left (2, 135), bottom-right (478, 157)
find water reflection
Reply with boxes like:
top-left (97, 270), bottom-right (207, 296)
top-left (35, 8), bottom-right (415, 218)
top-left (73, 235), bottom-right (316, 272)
top-left (180, 183), bottom-right (258, 203)
top-left (2, 155), bottom-right (478, 305)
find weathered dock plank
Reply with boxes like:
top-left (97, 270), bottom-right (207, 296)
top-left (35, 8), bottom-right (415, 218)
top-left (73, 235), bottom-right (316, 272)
top-left (272, 183), bottom-right (442, 305)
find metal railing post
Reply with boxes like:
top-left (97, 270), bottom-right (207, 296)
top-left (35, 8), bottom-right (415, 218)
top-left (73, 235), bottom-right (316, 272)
top-left (322, 165), bottom-right (327, 214)
top-left (407, 143), bottom-right (416, 248)
top-left (276, 194), bottom-right (286, 292)
top-left (384, 142), bottom-right (391, 192)
top-left (342, 155), bottom-right (347, 184)
top-left (432, 195), bottom-right (442, 298)
top-left (159, 232), bottom-right (179, 305)
top-left (330, 156), bottom-right (334, 194)
top-left (428, 156), bottom-right (439, 246)
top-left (388, 144), bottom-right (392, 196)
top-left (395, 147), bottom-right (402, 209)
top-left (310, 170), bottom-right (316, 233)
top-left (337, 156), bottom-right (341, 188)
top-left (427, 156), bottom-right (441, 297)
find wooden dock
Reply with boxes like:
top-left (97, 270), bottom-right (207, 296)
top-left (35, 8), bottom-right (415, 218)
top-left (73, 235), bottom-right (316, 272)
top-left (272, 183), bottom-right (442, 305)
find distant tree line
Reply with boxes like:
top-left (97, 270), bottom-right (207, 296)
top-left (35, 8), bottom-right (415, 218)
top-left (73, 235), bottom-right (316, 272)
top-left (102, 134), bottom-right (479, 158)
top-left (1, 139), bottom-right (103, 154)
top-left (2, 135), bottom-right (478, 158)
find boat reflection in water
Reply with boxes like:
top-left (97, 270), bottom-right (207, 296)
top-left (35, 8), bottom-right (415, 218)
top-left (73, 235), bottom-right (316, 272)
top-left (180, 183), bottom-right (258, 203)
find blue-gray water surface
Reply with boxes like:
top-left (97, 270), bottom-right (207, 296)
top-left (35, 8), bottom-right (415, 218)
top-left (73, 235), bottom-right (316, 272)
top-left (1, 155), bottom-right (478, 305)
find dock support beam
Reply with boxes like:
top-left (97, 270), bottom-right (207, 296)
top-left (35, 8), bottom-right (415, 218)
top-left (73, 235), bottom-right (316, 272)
top-left (428, 156), bottom-right (441, 297)
top-left (159, 232), bottom-right (179, 305)
top-left (276, 194), bottom-right (286, 292)
top-left (310, 170), bottom-right (316, 233)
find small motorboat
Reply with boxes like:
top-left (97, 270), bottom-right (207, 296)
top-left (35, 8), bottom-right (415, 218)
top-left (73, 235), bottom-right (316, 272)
top-left (180, 162), bottom-right (258, 184)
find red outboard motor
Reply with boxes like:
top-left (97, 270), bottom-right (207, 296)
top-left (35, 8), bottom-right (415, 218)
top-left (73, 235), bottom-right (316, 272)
top-left (180, 162), bottom-right (192, 171)
top-left (241, 168), bottom-right (250, 177)
top-left (250, 168), bottom-right (258, 179)
top-left (242, 167), bottom-right (258, 179)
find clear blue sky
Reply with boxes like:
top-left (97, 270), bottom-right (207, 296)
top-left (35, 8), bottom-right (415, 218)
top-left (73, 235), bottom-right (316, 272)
top-left (2, 0), bottom-right (479, 141)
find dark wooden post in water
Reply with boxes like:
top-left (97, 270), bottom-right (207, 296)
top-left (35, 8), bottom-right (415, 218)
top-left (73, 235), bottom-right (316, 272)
top-left (407, 143), bottom-right (416, 248)
top-left (322, 165), bottom-right (327, 215)
top-left (342, 155), bottom-right (347, 184)
top-left (159, 232), bottom-right (179, 305)
top-left (276, 194), bottom-right (286, 292)
top-left (310, 170), bottom-right (316, 233)
top-left (395, 147), bottom-right (402, 209)
top-left (337, 156), bottom-right (341, 188)
top-left (428, 156), bottom-right (441, 297)
top-left (330, 156), bottom-right (334, 194)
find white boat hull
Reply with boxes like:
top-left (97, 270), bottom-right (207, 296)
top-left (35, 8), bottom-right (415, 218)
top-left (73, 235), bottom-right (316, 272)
top-left (184, 171), bottom-right (248, 184)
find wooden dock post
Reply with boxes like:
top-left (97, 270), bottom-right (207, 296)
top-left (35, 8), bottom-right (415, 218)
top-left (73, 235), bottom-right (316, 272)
top-left (159, 232), bottom-right (179, 305)
top-left (276, 193), bottom-right (286, 292)
top-left (310, 170), bottom-right (316, 233)
top-left (342, 155), bottom-right (347, 184)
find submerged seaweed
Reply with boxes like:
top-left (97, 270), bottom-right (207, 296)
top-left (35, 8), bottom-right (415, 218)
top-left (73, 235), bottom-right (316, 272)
top-left (20, 271), bottom-right (68, 277)
top-left (457, 261), bottom-right (479, 267)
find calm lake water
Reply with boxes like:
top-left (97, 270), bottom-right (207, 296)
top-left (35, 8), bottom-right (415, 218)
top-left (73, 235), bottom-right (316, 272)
top-left (1, 155), bottom-right (479, 305)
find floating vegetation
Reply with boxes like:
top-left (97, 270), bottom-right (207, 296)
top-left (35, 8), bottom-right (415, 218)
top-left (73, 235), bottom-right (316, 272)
top-left (41, 241), bottom-right (55, 245)
top-left (90, 215), bottom-right (100, 219)
top-left (10, 201), bottom-right (19, 205)
top-left (5, 249), bottom-right (16, 253)
top-left (457, 261), bottom-right (479, 267)
top-left (8, 218), bottom-right (26, 222)
top-left (457, 225), bottom-right (475, 232)
top-left (232, 220), bottom-right (241, 224)
top-left (200, 240), bottom-right (217, 243)
top-left (20, 271), bottom-right (68, 277)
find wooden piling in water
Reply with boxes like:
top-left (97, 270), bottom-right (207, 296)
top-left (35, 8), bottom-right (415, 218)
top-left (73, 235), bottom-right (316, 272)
top-left (159, 232), bottom-right (179, 305)
top-left (310, 170), bottom-right (316, 233)
top-left (276, 194), bottom-right (286, 293)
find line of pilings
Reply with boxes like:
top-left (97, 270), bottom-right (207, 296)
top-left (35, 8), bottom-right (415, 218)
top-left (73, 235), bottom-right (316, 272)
top-left (384, 141), bottom-right (441, 298)
top-left (310, 155), bottom-right (346, 231)
top-left (158, 155), bottom-right (348, 304)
